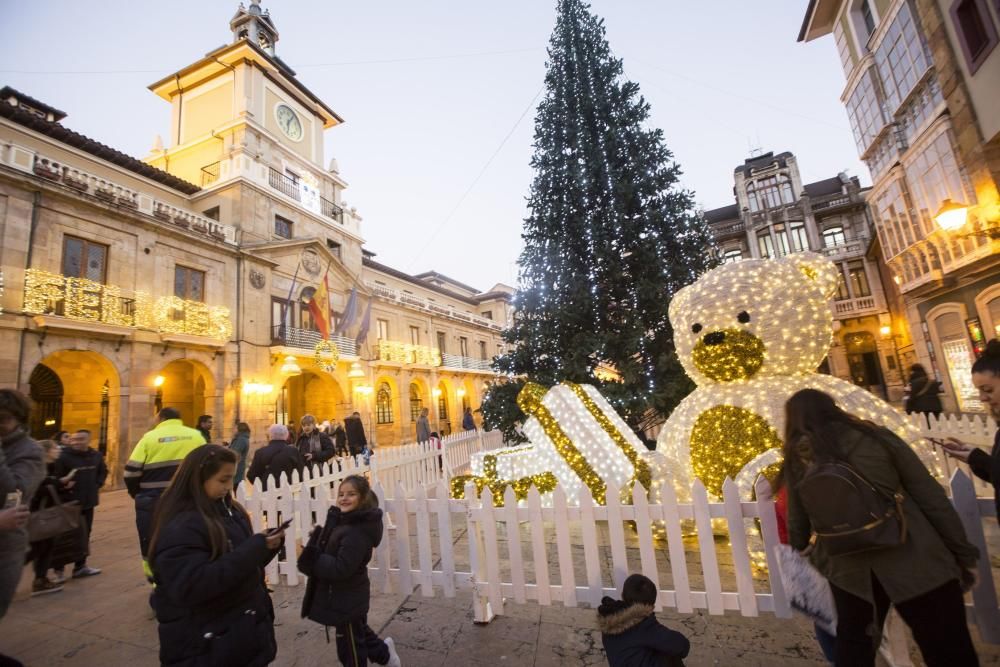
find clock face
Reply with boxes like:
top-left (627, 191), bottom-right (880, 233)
top-left (275, 104), bottom-right (303, 142)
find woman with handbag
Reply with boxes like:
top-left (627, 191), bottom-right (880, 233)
top-left (784, 388), bottom-right (979, 667)
top-left (149, 444), bottom-right (284, 667)
top-left (27, 439), bottom-right (68, 595)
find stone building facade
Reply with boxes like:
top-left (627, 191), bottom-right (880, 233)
top-left (799, 0), bottom-right (1000, 413)
top-left (702, 151), bottom-right (905, 401)
top-left (0, 4), bottom-right (510, 486)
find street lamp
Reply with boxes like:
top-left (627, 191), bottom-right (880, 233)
top-left (280, 355), bottom-right (302, 376)
top-left (934, 199), bottom-right (969, 231)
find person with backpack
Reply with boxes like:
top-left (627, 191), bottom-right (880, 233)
top-left (297, 474), bottom-right (400, 667)
top-left (783, 388), bottom-right (979, 667)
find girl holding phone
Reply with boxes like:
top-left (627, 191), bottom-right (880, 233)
top-left (149, 444), bottom-right (283, 666)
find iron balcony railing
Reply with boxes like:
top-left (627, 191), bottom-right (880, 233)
top-left (440, 353), bottom-right (493, 372)
top-left (201, 162), bottom-right (220, 187)
top-left (271, 325), bottom-right (358, 356)
top-left (267, 167), bottom-right (344, 224)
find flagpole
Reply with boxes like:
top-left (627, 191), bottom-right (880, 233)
top-left (280, 259), bottom-right (302, 336)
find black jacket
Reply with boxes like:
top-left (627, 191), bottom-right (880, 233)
top-left (968, 428), bottom-right (1000, 523)
top-left (343, 417), bottom-right (367, 454)
top-left (597, 597), bottom-right (689, 667)
top-left (330, 425), bottom-right (348, 456)
top-left (53, 447), bottom-right (108, 510)
top-left (246, 440), bottom-right (305, 490)
top-left (295, 431), bottom-right (335, 465)
top-left (29, 464), bottom-right (67, 513)
top-left (299, 506), bottom-right (383, 626)
top-left (151, 501), bottom-right (277, 667)
top-left (905, 375), bottom-right (943, 415)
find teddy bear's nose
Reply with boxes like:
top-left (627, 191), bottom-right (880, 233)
top-left (703, 331), bottom-right (726, 346)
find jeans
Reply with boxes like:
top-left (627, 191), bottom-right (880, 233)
top-left (830, 575), bottom-right (977, 667)
top-left (335, 615), bottom-right (389, 667)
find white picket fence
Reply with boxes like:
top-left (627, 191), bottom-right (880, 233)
top-left (910, 411), bottom-right (995, 496)
top-left (235, 429), bottom-right (503, 583)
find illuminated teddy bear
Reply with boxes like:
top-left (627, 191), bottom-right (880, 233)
top-left (653, 252), bottom-right (927, 502)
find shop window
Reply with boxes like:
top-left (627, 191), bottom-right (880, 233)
top-left (376, 382), bottom-right (393, 424)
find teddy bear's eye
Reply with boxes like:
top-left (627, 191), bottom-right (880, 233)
top-left (737, 311), bottom-right (751, 323)
top-left (691, 323), bottom-right (703, 334)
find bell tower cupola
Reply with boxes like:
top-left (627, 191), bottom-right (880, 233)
top-left (230, 0), bottom-right (279, 56)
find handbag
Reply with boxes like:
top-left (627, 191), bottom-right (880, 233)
top-left (28, 486), bottom-right (81, 542)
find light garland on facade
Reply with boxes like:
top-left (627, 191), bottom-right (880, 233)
top-left (23, 269), bottom-right (232, 339)
top-left (374, 340), bottom-right (442, 366)
top-left (314, 340), bottom-right (339, 372)
top-left (655, 253), bottom-right (932, 506)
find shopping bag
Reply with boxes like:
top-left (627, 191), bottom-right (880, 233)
top-left (50, 522), bottom-right (89, 569)
top-left (27, 488), bottom-right (81, 542)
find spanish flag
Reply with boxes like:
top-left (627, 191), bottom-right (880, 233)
top-left (308, 275), bottom-right (332, 339)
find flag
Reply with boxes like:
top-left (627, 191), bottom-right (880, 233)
top-left (308, 274), bottom-right (332, 339)
top-left (355, 298), bottom-right (373, 345)
top-left (335, 287), bottom-right (359, 335)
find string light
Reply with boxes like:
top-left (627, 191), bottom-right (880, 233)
top-left (314, 340), bottom-right (339, 372)
top-left (23, 268), bottom-right (232, 339)
top-left (374, 340), bottom-right (442, 365)
top-left (655, 252), bottom-right (933, 506)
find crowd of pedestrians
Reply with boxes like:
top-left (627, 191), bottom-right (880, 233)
top-left (1, 340), bottom-right (999, 666)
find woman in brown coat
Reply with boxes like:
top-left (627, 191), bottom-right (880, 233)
top-left (784, 388), bottom-right (979, 667)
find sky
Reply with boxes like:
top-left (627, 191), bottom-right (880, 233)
top-left (0, 1), bottom-right (865, 292)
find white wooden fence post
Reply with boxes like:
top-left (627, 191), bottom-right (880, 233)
top-left (465, 482), bottom-right (495, 624)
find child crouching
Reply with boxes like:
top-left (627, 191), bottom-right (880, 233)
top-left (598, 574), bottom-right (690, 667)
top-left (298, 475), bottom-right (401, 667)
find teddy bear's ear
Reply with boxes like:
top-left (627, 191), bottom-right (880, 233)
top-left (782, 252), bottom-right (840, 298)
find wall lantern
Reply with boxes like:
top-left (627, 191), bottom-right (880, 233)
top-left (934, 198), bottom-right (969, 231)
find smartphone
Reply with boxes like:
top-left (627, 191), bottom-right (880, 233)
top-left (3, 490), bottom-right (22, 509)
top-left (65, 468), bottom-right (79, 479)
top-left (268, 518), bottom-right (293, 534)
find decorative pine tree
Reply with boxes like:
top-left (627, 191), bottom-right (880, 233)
top-left (483, 0), bottom-right (716, 443)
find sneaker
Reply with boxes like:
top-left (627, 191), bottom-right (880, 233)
top-left (31, 578), bottom-right (64, 596)
top-left (72, 565), bottom-right (102, 578)
top-left (384, 637), bottom-right (401, 667)
top-left (51, 569), bottom-right (66, 585)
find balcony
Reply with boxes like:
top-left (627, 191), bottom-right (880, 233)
top-left (811, 195), bottom-right (852, 212)
top-left (374, 340), bottom-right (441, 366)
top-left (820, 241), bottom-right (866, 260)
top-left (200, 162), bottom-right (220, 187)
top-left (267, 167), bottom-right (344, 224)
top-left (363, 281), bottom-right (504, 332)
top-left (441, 353), bottom-right (494, 373)
top-left (832, 296), bottom-right (882, 317)
top-left (270, 325), bottom-right (358, 357)
top-left (25, 153), bottom-right (236, 245)
top-left (711, 221), bottom-right (746, 239)
top-left (23, 269), bottom-right (232, 341)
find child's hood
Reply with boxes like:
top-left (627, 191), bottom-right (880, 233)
top-left (597, 596), bottom-right (655, 635)
top-left (330, 506), bottom-right (384, 548)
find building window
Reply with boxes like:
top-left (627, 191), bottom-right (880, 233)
top-left (274, 215), bottom-right (293, 239)
top-left (376, 382), bottom-right (393, 424)
top-left (62, 236), bottom-right (107, 282)
top-left (747, 175), bottom-right (795, 212)
top-left (773, 224), bottom-right (791, 256)
top-left (481, 310), bottom-right (493, 320)
top-left (437, 331), bottom-right (447, 354)
top-left (847, 260), bottom-right (872, 297)
top-left (174, 266), bottom-right (206, 302)
top-left (951, 0), bottom-right (998, 73)
top-left (835, 267), bottom-right (851, 301)
top-left (409, 383), bottom-right (423, 421)
top-left (326, 239), bottom-right (341, 259)
top-left (822, 226), bottom-right (847, 247)
top-left (860, 0), bottom-right (877, 38)
top-left (271, 297), bottom-right (293, 335)
top-left (871, 176), bottom-right (918, 258)
top-left (789, 223), bottom-right (809, 252)
top-left (834, 20), bottom-right (854, 75)
top-left (479, 340), bottom-right (488, 360)
top-left (722, 248), bottom-right (743, 263)
top-left (409, 325), bottom-right (420, 345)
top-left (437, 385), bottom-right (449, 422)
top-left (459, 336), bottom-right (469, 357)
top-left (846, 68), bottom-right (888, 154)
top-left (377, 318), bottom-right (389, 341)
top-left (874, 2), bottom-right (930, 113)
top-left (757, 232), bottom-right (775, 259)
top-left (903, 128), bottom-right (973, 235)
top-left (203, 206), bottom-right (220, 221)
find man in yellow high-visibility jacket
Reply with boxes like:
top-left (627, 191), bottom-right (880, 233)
top-left (124, 407), bottom-right (205, 580)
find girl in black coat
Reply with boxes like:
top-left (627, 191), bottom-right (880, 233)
top-left (298, 475), bottom-right (400, 667)
top-left (149, 445), bottom-right (285, 667)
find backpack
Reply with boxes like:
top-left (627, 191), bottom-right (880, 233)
top-left (794, 441), bottom-right (907, 557)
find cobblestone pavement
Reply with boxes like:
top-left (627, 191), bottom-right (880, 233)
top-left (3, 490), bottom-right (1000, 666)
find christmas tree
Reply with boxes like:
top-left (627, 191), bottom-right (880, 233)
top-left (483, 0), bottom-right (716, 443)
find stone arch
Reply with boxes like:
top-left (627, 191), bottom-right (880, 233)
top-left (277, 369), bottom-right (347, 429)
top-left (974, 283), bottom-right (1000, 342)
top-left (925, 302), bottom-right (978, 413)
top-left (434, 377), bottom-right (454, 435)
top-left (155, 358), bottom-right (216, 431)
top-left (32, 349), bottom-right (122, 476)
top-left (407, 377), bottom-right (428, 423)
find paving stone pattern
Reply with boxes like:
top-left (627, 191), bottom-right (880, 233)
top-left (3, 490), bottom-right (1000, 665)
